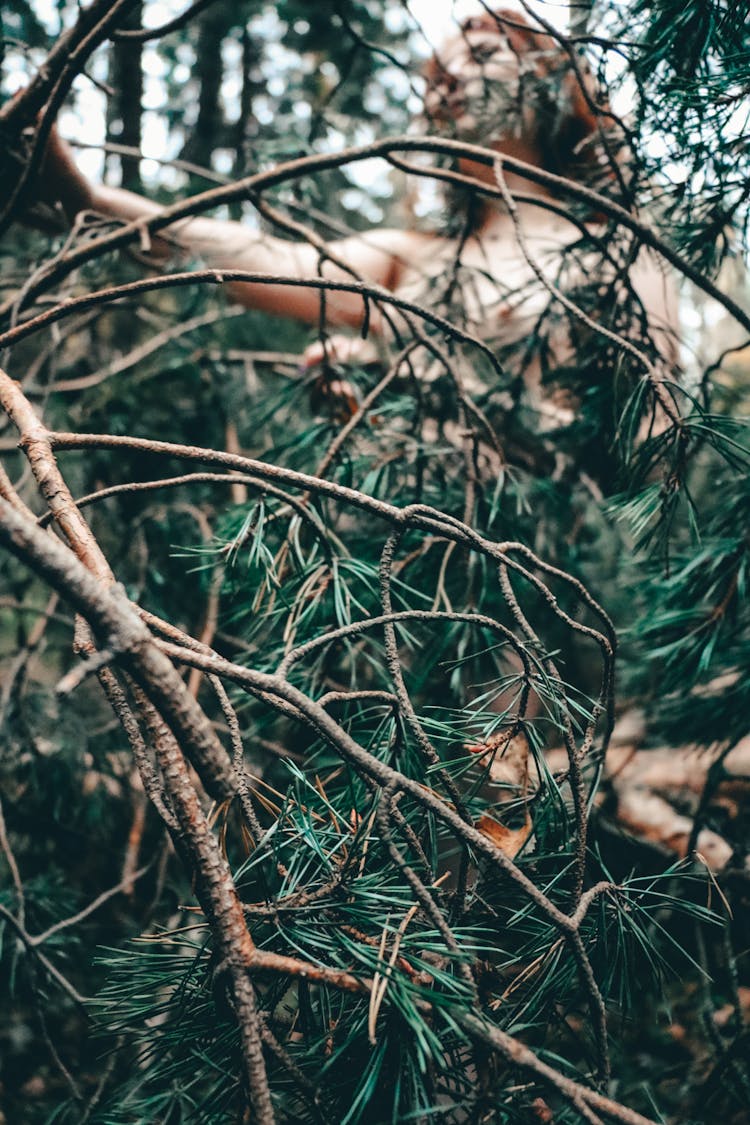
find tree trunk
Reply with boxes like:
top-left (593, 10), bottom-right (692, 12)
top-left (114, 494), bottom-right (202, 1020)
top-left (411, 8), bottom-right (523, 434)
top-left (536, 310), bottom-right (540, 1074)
top-left (107, 0), bottom-right (143, 192)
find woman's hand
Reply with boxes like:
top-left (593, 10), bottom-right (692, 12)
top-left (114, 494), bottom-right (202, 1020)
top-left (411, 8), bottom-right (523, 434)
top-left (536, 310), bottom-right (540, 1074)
top-left (3, 97), bottom-right (94, 219)
top-left (36, 121), bottom-right (94, 218)
top-left (301, 335), bottom-right (380, 371)
top-left (302, 335), bottom-right (381, 423)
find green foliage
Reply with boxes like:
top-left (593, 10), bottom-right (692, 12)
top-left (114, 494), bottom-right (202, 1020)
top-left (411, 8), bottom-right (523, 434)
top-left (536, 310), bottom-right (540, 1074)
top-left (599, 0), bottom-right (750, 271)
top-left (2, 1), bottom-right (750, 1123)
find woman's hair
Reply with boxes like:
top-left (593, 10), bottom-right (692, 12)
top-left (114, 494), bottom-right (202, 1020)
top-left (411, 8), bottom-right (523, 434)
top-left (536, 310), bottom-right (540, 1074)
top-left (423, 8), bottom-right (612, 178)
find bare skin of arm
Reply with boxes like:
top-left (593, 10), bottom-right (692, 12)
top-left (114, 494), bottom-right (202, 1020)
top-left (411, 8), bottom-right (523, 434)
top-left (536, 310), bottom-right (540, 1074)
top-left (42, 126), bottom-right (422, 330)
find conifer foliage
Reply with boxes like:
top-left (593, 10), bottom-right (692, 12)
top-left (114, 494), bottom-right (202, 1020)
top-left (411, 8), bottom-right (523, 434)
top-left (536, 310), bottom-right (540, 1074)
top-left (0, 2), bottom-right (749, 1122)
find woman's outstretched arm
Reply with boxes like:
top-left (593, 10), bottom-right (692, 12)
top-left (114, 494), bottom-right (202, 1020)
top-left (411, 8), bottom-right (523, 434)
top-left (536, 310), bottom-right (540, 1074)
top-left (40, 125), bottom-right (409, 329)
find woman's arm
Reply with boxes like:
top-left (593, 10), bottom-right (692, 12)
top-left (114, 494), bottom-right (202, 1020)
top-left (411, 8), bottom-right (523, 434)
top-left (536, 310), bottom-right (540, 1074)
top-left (41, 126), bottom-right (406, 329)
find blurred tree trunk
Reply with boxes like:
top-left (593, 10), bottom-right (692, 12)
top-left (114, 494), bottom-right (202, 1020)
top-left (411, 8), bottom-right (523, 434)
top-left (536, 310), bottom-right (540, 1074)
top-left (227, 25), bottom-right (262, 217)
top-left (235, 24), bottom-right (261, 173)
top-left (180, 0), bottom-right (233, 171)
top-left (107, 0), bottom-right (143, 192)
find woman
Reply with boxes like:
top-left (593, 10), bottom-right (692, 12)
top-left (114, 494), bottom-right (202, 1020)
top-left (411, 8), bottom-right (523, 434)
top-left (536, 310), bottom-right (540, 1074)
top-left (39, 8), bottom-right (678, 450)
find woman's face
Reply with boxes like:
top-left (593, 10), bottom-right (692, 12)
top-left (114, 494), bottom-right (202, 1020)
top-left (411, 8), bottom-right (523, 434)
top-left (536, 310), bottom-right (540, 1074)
top-left (423, 11), bottom-right (596, 174)
top-left (425, 16), bottom-right (546, 141)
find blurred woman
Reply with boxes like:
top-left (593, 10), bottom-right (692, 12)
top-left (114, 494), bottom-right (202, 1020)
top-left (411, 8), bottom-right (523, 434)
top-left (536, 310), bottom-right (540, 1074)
top-left (39, 8), bottom-right (678, 453)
